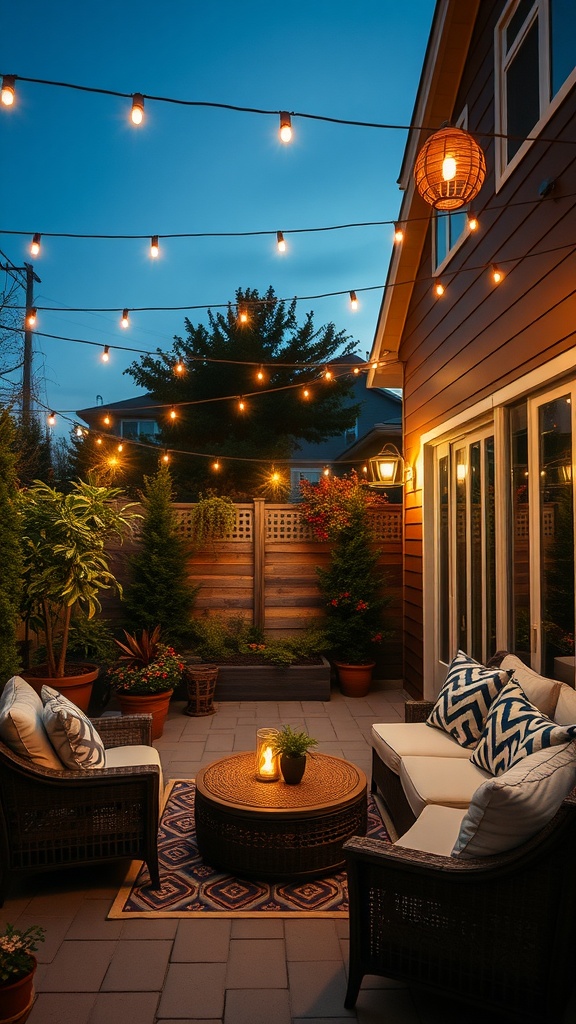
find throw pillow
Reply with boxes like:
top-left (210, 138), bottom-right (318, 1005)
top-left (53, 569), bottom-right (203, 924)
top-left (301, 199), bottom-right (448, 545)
top-left (499, 654), bottom-right (562, 719)
top-left (426, 651), bottom-right (511, 748)
top-left (41, 685), bottom-right (105, 770)
top-left (453, 741), bottom-right (576, 857)
top-left (0, 676), bottom-right (63, 769)
top-left (470, 680), bottom-right (576, 775)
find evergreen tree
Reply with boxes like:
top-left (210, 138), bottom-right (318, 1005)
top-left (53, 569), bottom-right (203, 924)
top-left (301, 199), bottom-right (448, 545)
top-left (64, 429), bottom-right (159, 496)
top-left (123, 466), bottom-right (198, 646)
top-left (13, 415), bottom-right (53, 485)
top-left (0, 410), bottom-right (23, 680)
top-left (125, 286), bottom-right (360, 496)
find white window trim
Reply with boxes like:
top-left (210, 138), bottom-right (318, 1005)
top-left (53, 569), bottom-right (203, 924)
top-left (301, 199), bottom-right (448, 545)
top-left (495, 0), bottom-right (576, 191)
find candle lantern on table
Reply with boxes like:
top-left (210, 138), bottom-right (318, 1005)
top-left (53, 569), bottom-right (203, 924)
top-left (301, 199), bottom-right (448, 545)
top-left (256, 728), bottom-right (280, 781)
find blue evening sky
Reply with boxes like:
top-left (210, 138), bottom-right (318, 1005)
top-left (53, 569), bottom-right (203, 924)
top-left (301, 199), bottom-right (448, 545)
top-left (0, 1), bottom-right (434, 436)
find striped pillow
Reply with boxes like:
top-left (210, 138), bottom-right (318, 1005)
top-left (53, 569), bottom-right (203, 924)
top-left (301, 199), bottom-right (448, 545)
top-left (41, 686), bottom-right (105, 770)
top-left (470, 680), bottom-right (576, 776)
top-left (427, 651), bottom-right (511, 748)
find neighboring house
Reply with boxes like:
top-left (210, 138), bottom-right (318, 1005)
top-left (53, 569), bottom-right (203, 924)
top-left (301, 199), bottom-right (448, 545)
top-left (77, 357), bottom-right (402, 502)
top-left (368, 0), bottom-right (576, 699)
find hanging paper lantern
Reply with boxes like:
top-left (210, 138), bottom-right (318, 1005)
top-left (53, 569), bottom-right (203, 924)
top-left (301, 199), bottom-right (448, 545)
top-left (414, 126), bottom-right (486, 211)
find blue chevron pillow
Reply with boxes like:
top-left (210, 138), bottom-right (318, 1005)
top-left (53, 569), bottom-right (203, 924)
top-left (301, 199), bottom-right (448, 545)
top-left (471, 680), bottom-right (576, 776)
top-left (427, 651), bottom-right (512, 748)
top-left (41, 685), bottom-right (105, 770)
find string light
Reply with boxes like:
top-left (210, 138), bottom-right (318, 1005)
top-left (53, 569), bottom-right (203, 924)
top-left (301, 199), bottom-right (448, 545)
top-left (491, 264), bottom-right (503, 284)
top-left (121, 308), bottom-right (129, 328)
top-left (101, 344), bottom-right (110, 362)
top-left (169, 406), bottom-right (177, 420)
top-left (353, 365), bottom-right (361, 375)
top-left (238, 304), bottom-right (248, 324)
top-left (75, 425), bottom-right (84, 437)
top-left (131, 93), bottom-right (144, 125)
top-left (468, 214), bottom-right (479, 231)
top-left (393, 224), bottom-right (404, 243)
top-left (174, 360), bottom-right (185, 374)
top-left (276, 230), bottom-right (286, 253)
top-left (1, 75), bottom-right (15, 106)
top-left (279, 111), bottom-right (292, 142)
top-left (103, 413), bottom-right (111, 426)
top-left (117, 443), bottom-right (123, 452)
top-left (95, 436), bottom-right (103, 445)
top-left (434, 282), bottom-right (445, 297)
top-left (302, 387), bottom-right (310, 399)
top-left (323, 466), bottom-right (330, 477)
top-left (162, 451), bottom-right (170, 463)
top-left (349, 290), bottom-right (359, 310)
top-left (238, 397), bottom-right (246, 412)
top-left (47, 411), bottom-right (56, 426)
top-left (256, 366), bottom-right (265, 382)
top-left (212, 460), bottom-right (220, 471)
top-left (324, 367), bottom-right (333, 380)
top-left (30, 233), bottom-right (41, 256)
top-left (150, 235), bottom-right (159, 258)
top-left (26, 307), bottom-right (37, 326)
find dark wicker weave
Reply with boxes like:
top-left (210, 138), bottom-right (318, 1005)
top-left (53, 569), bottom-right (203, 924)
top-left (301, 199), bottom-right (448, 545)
top-left (0, 714), bottom-right (161, 904)
top-left (183, 665), bottom-right (218, 717)
top-left (344, 791), bottom-right (576, 1022)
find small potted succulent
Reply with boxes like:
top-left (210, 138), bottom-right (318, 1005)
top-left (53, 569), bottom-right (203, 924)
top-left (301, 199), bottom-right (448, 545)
top-left (108, 626), bottom-right (185, 739)
top-left (0, 923), bottom-right (45, 1022)
top-left (273, 724), bottom-right (318, 785)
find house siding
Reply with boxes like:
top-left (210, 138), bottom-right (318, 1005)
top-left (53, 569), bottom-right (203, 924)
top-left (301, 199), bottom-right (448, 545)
top-left (400, 0), bottom-right (576, 696)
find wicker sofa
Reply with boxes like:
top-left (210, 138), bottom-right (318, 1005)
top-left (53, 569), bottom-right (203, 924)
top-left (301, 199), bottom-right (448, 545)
top-left (344, 653), bottom-right (576, 1022)
top-left (0, 677), bottom-right (163, 903)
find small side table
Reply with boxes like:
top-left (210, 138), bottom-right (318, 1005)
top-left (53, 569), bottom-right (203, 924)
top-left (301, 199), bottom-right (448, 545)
top-left (195, 751), bottom-right (367, 879)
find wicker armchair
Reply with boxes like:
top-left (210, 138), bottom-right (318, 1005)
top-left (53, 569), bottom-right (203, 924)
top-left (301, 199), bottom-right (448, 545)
top-left (344, 789), bottom-right (576, 1023)
top-left (0, 714), bottom-right (161, 904)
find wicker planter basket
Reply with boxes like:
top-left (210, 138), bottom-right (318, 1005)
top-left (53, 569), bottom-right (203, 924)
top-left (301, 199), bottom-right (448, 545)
top-left (183, 665), bottom-right (219, 716)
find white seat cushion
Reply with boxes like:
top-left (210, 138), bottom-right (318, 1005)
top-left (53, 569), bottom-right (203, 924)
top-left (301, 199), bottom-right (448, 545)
top-left (453, 741), bottom-right (576, 858)
top-left (371, 722), bottom-right (470, 775)
top-left (0, 676), bottom-right (62, 770)
top-left (399, 755), bottom-right (490, 817)
top-left (104, 744), bottom-right (164, 795)
top-left (395, 804), bottom-right (467, 856)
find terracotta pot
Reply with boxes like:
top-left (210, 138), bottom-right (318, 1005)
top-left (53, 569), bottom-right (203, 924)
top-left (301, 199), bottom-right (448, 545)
top-left (334, 661), bottom-right (375, 698)
top-left (280, 753), bottom-right (307, 785)
top-left (0, 958), bottom-right (36, 1023)
top-left (116, 689), bottom-right (173, 740)
top-left (21, 664), bottom-right (99, 713)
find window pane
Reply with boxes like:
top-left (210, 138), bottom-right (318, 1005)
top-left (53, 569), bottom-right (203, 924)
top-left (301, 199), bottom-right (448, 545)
top-left (485, 437), bottom-right (497, 657)
top-left (506, 0), bottom-right (536, 51)
top-left (540, 395), bottom-right (574, 676)
top-left (550, 0), bottom-right (576, 96)
top-left (448, 210), bottom-right (467, 248)
top-left (434, 213), bottom-right (448, 268)
top-left (438, 455), bottom-right (450, 663)
top-left (456, 448), bottom-right (468, 652)
top-left (507, 19), bottom-right (540, 160)
top-left (470, 441), bottom-right (482, 661)
top-left (510, 404), bottom-right (530, 659)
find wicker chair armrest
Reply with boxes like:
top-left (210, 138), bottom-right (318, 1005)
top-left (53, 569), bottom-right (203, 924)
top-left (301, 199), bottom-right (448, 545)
top-left (90, 714), bottom-right (153, 748)
top-left (404, 700), bottom-right (434, 722)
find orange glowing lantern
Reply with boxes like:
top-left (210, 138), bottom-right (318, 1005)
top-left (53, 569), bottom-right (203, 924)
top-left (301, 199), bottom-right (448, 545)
top-left (256, 728), bottom-right (280, 781)
top-left (414, 126), bottom-right (485, 211)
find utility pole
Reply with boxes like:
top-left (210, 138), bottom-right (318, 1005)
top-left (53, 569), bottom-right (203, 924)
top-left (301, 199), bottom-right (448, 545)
top-left (0, 257), bottom-right (41, 426)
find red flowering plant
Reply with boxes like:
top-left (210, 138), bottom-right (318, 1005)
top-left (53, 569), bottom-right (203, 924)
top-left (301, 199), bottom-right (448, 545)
top-left (108, 626), bottom-right (185, 695)
top-left (299, 473), bottom-right (392, 664)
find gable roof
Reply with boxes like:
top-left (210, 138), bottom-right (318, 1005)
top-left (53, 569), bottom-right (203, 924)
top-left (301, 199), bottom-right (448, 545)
top-left (368, 0), bottom-right (481, 390)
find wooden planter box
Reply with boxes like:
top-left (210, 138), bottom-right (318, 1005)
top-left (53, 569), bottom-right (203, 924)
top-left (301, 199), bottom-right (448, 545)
top-left (214, 657), bottom-right (331, 701)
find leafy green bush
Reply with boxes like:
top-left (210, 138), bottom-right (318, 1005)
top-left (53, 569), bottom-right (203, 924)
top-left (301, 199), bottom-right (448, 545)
top-left (190, 493), bottom-right (236, 547)
top-left (190, 614), bottom-right (327, 666)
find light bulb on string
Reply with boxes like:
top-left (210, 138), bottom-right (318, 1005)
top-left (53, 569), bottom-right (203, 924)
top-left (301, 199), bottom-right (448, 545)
top-left (150, 235), bottom-right (159, 258)
top-left (467, 213), bottom-right (479, 231)
top-left (30, 233), bottom-right (41, 256)
top-left (434, 282), bottom-right (445, 297)
top-left (96, 436), bottom-right (103, 445)
top-left (47, 411), bottom-right (56, 427)
top-left (26, 307), bottom-right (37, 327)
top-left (103, 413), bottom-right (111, 427)
top-left (349, 290), bottom-right (359, 311)
top-left (491, 265), bottom-right (503, 284)
top-left (323, 466), bottom-right (330, 477)
top-left (276, 231), bottom-right (286, 253)
top-left (121, 309), bottom-right (129, 328)
top-left (1, 76), bottom-right (15, 106)
top-left (101, 344), bottom-right (110, 362)
top-left (279, 111), bottom-right (292, 142)
top-left (324, 367), bottom-right (333, 381)
top-left (174, 360), bottom-right (185, 375)
top-left (109, 455), bottom-right (118, 468)
top-left (238, 397), bottom-right (246, 412)
top-left (353, 365), bottom-right (361, 375)
top-left (371, 360), bottom-right (379, 370)
top-left (131, 93), bottom-right (144, 125)
top-left (75, 425), bottom-right (84, 437)
top-left (302, 387), bottom-right (310, 399)
top-left (212, 460), bottom-right (220, 471)
top-left (161, 451), bottom-right (170, 464)
top-left (238, 305), bottom-right (248, 325)
top-left (393, 224), bottom-right (404, 244)
top-left (169, 406), bottom-right (177, 421)
top-left (117, 443), bottom-right (123, 452)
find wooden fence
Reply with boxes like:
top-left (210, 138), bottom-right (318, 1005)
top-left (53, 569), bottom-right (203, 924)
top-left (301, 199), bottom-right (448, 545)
top-left (105, 499), bottom-right (403, 677)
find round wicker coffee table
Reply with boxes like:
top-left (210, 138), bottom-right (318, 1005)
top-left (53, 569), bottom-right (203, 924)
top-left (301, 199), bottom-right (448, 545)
top-left (194, 751), bottom-right (367, 879)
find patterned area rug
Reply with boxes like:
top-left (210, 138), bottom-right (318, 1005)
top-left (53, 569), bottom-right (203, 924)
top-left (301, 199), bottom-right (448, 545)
top-left (109, 778), bottom-right (389, 919)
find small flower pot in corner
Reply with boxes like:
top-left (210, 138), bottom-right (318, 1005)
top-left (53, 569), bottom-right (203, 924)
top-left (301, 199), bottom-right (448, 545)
top-left (334, 661), bottom-right (376, 698)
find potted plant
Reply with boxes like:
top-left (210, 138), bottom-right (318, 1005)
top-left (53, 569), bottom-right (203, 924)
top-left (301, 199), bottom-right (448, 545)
top-left (108, 626), bottom-right (185, 738)
top-left (273, 724), bottom-right (318, 784)
top-left (299, 472), bottom-right (391, 696)
top-left (18, 479), bottom-right (139, 710)
top-left (0, 923), bottom-right (45, 1023)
